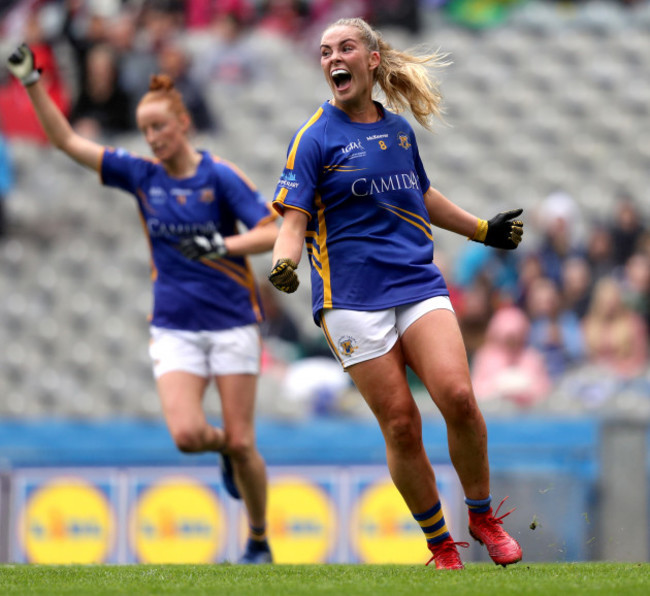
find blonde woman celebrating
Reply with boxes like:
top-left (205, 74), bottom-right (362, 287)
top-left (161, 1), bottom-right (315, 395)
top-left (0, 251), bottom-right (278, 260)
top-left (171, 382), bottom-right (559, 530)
top-left (268, 17), bottom-right (524, 569)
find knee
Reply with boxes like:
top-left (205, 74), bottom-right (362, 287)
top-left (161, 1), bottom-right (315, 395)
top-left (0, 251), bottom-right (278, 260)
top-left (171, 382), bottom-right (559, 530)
top-left (440, 384), bottom-right (481, 425)
top-left (170, 427), bottom-right (205, 453)
top-left (384, 413), bottom-right (421, 453)
top-left (223, 434), bottom-right (256, 461)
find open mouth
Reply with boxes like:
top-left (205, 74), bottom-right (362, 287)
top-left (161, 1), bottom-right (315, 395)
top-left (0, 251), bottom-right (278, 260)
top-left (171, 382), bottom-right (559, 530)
top-left (331, 68), bottom-right (352, 90)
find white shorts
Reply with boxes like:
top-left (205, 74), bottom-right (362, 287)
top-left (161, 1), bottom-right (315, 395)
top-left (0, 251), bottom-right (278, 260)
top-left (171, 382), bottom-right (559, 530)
top-left (320, 296), bottom-right (454, 369)
top-left (149, 325), bottom-right (262, 379)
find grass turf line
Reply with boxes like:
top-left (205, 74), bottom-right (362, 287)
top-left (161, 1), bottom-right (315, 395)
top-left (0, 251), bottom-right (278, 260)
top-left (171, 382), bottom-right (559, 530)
top-left (0, 563), bottom-right (648, 596)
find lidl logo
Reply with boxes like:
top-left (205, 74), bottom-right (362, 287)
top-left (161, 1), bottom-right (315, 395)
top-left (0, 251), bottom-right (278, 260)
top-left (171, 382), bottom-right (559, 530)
top-left (253, 476), bottom-right (337, 563)
top-left (352, 476), bottom-right (446, 564)
top-left (18, 476), bottom-right (115, 564)
top-left (130, 475), bottom-right (226, 563)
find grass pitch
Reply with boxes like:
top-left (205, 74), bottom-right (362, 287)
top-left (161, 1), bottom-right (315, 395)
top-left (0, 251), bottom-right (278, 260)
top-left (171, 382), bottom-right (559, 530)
top-left (0, 562), bottom-right (648, 595)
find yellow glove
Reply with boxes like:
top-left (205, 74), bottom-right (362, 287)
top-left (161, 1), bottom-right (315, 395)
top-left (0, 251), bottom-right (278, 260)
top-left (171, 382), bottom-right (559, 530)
top-left (269, 258), bottom-right (299, 293)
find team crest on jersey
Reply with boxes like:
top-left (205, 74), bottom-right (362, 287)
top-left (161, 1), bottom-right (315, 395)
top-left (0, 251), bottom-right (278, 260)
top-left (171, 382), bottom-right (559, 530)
top-left (337, 335), bottom-right (359, 357)
top-left (397, 132), bottom-right (411, 150)
top-left (200, 188), bottom-right (215, 203)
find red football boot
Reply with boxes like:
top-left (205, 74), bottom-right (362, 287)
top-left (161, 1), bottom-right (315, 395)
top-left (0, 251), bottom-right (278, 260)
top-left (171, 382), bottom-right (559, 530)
top-left (468, 496), bottom-right (522, 567)
top-left (426, 536), bottom-right (469, 570)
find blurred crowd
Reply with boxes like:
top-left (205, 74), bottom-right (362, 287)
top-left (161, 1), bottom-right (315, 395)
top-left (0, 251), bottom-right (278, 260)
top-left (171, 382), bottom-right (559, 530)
top-left (1, 0), bottom-right (649, 419)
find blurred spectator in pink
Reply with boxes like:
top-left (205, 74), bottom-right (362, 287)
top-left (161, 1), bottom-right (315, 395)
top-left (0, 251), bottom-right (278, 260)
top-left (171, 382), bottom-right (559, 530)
top-left (185, 0), bottom-right (256, 29)
top-left (582, 276), bottom-right (648, 378)
top-left (561, 255), bottom-right (593, 319)
top-left (69, 43), bottom-right (134, 140)
top-left (472, 306), bottom-right (551, 408)
top-left (0, 6), bottom-right (71, 143)
top-left (608, 193), bottom-right (647, 268)
top-left (257, 0), bottom-right (308, 40)
top-left (526, 276), bottom-right (585, 380)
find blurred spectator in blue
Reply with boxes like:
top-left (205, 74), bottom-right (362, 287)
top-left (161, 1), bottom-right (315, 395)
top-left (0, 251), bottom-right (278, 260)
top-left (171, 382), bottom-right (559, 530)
top-left (525, 276), bottom-right (585, 380)
top-left (157, 42), bottom-right (218, 133)
top-left (0, 132), bottom-right (13, 237)
top-left (471, 306), bottom-right (551, 408)
top-left (453, 240), bottom-right (520, 302)
top-left (69, 43), bottom-right (134, 140)
top-left (582, 276), bottom-right (648, 379)
top-left (561, 255), bottom-right (593, 319)
top-left (532, 191), bottom-right (585, 288)
top-left (608, 193), bottom-right (647, 268)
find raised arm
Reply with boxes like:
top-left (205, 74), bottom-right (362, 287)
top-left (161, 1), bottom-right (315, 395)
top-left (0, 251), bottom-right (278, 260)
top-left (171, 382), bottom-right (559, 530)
top-left (6, 44), bottom-right (104, 172)
top-left (423, 186), bottom-right (524, 250)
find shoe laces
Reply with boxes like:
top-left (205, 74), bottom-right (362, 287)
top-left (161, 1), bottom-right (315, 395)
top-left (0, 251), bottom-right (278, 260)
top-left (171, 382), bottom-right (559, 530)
top-left (426, 540), bottom-right (469, 567)
top-left (491, 496), bottom-right (516, 525)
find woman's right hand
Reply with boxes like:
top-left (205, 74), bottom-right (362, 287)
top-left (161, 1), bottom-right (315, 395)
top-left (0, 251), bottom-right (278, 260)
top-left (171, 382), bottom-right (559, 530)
top-left (7, 43), bottom-right (41, 86)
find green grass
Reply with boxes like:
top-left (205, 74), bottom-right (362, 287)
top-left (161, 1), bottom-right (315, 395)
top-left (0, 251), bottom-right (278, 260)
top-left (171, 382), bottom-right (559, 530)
top-left (0, 563), bottom-right (648, 595)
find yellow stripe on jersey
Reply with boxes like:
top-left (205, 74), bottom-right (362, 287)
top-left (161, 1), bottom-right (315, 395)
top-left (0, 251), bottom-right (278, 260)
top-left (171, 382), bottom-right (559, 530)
top-left (314, 193), bottom-right (332, 308)
top-left (273, 108), bottom-right (324, 216)
top-left (378, 202), bottom-right (433, 242)
top-left (211, 155), bottom-right (259, 191)
top-left (323, 165), bottom-right (365, 173)
top-left (201, 257), bottom-right (263, 322)
top-left (286, 108), bottom-right (324, 169)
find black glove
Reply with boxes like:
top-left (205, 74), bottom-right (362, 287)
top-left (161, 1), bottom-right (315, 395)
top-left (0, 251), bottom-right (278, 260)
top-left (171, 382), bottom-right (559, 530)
top-left (473, 208), bottom-right (524, 250)
top-left (7, 43), bottom-right (41, 86)
top-left (269, 258), bottom-right (299, 293)
top-left (178, 232), bottom-right (227, 260)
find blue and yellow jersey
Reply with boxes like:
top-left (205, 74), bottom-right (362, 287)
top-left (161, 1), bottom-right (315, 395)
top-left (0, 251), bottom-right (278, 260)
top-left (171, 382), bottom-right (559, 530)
top-left (101, 148), bottom-right (273, 331)
top-left (272, 101), bottom-right (448, 324)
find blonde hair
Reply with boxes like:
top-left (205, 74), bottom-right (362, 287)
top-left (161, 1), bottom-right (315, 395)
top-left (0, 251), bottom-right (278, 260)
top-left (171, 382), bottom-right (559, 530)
top-left (325, 17), bottom-right (449, 130)
top-left (138, 74), bottom-right (190, 122)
